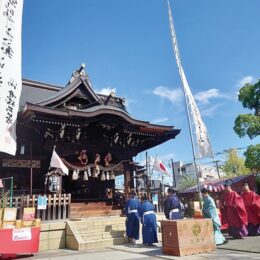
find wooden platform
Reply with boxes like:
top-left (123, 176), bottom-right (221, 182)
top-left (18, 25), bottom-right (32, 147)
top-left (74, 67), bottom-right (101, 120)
top-left (70, 202), bottom-right (122, 218)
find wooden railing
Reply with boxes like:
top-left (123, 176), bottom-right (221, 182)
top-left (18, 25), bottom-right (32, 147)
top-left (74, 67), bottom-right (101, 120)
top-left (7, 194), bottom-right (71, 221)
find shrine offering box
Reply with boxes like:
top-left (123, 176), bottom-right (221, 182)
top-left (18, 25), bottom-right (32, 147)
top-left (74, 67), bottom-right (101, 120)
top-left (161, 219), bottom-right (216, 256)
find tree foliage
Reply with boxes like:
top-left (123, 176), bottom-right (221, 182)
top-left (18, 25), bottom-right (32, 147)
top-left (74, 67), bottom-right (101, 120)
top-left (234, 80), bottom-right (260, 173)
top-left (244, 144), bottom-right (260, 172)
top-left (234, 81), bottom-right (260, 139)
top-left (234, 114), bottom-right (260, 139)
top-left (221, 149), bottom-right (250, 177)
top-left (238, 81), bottom-right (260, 115)
top-left (177, 175), bottom-right (197, 192)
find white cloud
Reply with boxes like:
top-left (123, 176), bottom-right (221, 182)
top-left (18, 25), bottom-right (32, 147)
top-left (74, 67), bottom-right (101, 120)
top-left (152, 86), bottom-right (183, 104)
top-left (236, 76), bottom-right (254, 89)
top-left (194, 88), bottom-right (230, 104)
top-left (124, 98), bottom-right (136, 107)
top-left (95, 87), bottom-right (116, 95)
top-left (151, 117), bottom-right (169, 124)
top-left (123, 98), bottom-right (137, 113)
top-left (200, 103), bottom-right (224, 117)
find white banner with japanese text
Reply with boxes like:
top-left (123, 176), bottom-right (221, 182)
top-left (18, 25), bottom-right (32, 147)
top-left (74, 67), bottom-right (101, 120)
top-left (167, 0), bottom-right (213, 158)
top-left (0, 0), bottom-right (24, 155)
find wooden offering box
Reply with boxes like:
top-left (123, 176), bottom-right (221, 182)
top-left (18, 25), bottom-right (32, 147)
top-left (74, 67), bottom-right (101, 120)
top-left (161, 219), bottom-right (216, 256)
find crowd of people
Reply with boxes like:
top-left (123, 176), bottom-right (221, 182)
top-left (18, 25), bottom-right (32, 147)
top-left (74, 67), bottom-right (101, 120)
top-left (124, 181), bottom-right (260, 247)
top-left (124, 191), bottom-right (158, 246)
top-left (124, 188), bottom-right (184, 246)
top-left (220, 181), bottom-right (260, 238)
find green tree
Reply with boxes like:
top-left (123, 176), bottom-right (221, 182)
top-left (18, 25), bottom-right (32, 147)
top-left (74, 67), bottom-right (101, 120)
top-left (178, 175), bottom-right (197, 191)
top-left (233, 80), bottom-right (260, 172)
top-left (244, 144), bottom-right (260, 172)
top-left (221, 149), bottom-right (250, 177)
top-left (234, 114), bottom-right (260, 139)
top-left (233, 81), bottom-right (260, 139)
top-left (238, 81), bottom-right (260, 115)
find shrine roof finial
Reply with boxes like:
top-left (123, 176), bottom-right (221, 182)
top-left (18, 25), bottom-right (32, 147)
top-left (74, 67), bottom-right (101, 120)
top-left (69, 63), bottom-right (88, 83)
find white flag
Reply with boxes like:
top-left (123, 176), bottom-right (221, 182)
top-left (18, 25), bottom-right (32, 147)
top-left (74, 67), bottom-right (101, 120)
top-left (153, 157), bottom-right (171, 176)
top-left (50, 149), bottom-right (69, 175)
top-left (0, 0), bottom-right (24, 155)
top-left (167, 0), bottom-right (213, 158)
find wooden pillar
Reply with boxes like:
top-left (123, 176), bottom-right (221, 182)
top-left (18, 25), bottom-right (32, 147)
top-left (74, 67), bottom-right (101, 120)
top-left (124, 170), bottom-right (131, 200)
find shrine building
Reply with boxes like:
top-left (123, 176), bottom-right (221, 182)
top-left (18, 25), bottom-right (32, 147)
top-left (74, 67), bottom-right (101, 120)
top-left (0, 65), bottom-right (180, 216)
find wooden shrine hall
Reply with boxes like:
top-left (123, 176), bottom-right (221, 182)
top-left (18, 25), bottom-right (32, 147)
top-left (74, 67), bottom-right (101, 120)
top-left (0, 64), bottom-right (180, 217)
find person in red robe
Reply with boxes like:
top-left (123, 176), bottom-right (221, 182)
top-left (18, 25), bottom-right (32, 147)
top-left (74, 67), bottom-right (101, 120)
top-left (242, 182), bottom-right (260, 236)
top-left (221, 181), bottom-right (248, 238)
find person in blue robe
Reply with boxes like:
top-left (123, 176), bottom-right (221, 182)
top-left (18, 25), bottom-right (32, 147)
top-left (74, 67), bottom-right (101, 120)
top-left (201, 188), bottom-right (228, 245)
top-left (124, 191), bottom-right (141, 243)
top-left (138, 194), bottom-right (158, 246)
top-left (163, 187), bottom-right (182, 220)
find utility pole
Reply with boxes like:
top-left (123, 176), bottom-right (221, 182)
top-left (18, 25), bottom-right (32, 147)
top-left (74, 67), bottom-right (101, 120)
top-left (213, 160), bottom-right (221, 179)
top-left (171, 159), bottom-right (176, 187)
top-left (145, 151), bottom-right (148, 176)
top-left (161, 173), bottom-right (165, 196)
top-left (145, 151), bottom-right (150, 198)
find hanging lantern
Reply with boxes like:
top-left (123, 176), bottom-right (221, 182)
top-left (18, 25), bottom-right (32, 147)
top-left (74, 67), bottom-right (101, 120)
top-left (87, 167), bottom-right (92, 177)
top-left (104, 153), bottom-right (112, 167)
top-left (94, 154), bottom-right (101, 178)
top-left (110, 171), bottom-right (115, 180)
top-left (72, 170), bottom-right (79, 180)
top-left (0, 179), bottom-right (4, 188)
top-left (101, 171), bottom-right (106, 181)
top-left (83, 170), bottom-right (88, 181)
top-left (94, 165), bottom-right (100, 178)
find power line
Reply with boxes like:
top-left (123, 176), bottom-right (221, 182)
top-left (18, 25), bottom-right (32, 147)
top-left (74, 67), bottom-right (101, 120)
top-left (214, 146), bottom-right (249, 156)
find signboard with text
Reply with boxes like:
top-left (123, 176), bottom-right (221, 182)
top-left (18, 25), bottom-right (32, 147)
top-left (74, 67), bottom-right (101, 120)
top-left (12, 228), bottom-right (32, 241)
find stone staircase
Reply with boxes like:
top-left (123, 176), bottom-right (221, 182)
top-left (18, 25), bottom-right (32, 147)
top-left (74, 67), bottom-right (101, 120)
top-left (66, 214), bottom-right (166, 250)
top-left (66, 216), bottom-right (128, 250)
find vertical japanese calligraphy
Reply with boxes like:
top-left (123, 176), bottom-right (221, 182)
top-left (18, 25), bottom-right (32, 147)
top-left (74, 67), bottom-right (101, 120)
top-left (0, 0), bottom-right (24, 155)
top-left (167, 0), bottom-right (213, 159)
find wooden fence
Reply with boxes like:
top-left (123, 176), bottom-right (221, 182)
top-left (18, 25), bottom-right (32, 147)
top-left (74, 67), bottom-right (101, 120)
top-left (7, 194), bottom-right (71, 221)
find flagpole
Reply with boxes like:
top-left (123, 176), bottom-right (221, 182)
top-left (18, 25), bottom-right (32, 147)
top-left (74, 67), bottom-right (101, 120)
top-left (166, 0), bottom-right (202, 201)
top-left (171, 158), bottom-right (176, 187)
top-left (183, 86), bottom-right (202, 200)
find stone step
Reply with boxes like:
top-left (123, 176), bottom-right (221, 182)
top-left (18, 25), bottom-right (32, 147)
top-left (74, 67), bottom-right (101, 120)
top-left (78, 225), bottom-right (125, 234)
top-left (66, 216), bottom-right (162, 251)
top-left (81, 236), bottom-right (128, 250)
top-left (72, 218), bottom-right (126, 228)
top-left (82, 230), bottom-right (126, 241)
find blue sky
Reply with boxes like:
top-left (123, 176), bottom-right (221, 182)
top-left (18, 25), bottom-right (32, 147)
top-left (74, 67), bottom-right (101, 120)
top-left (22, 0), bottom-right (259, 167)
